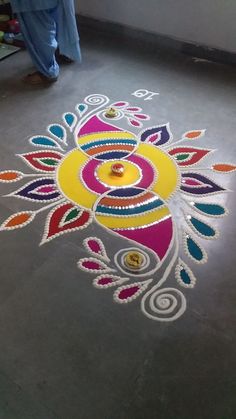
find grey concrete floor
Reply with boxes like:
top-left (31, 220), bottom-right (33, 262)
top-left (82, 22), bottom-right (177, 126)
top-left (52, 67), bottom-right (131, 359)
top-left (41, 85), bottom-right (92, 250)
top-left (0, 31), bottom-right (236, 419)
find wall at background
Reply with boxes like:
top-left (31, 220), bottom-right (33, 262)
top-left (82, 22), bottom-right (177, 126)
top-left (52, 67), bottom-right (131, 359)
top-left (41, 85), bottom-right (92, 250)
top-left (76, 0), bottom-right (236, 54)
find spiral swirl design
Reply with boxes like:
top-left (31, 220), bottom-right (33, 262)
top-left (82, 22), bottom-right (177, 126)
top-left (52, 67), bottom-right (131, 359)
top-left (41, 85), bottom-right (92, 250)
top-left (84, 94), bottom-right (109, 106)
top-left (141, 287), bottom-right (186, 322)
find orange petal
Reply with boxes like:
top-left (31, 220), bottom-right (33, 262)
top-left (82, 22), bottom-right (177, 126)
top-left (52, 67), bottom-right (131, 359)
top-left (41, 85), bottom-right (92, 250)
top-left (1, 211), bottom-right (35, 230)
top-left (184, 130), bottom-right (205, 139)
top-left (0, 171), bottom-right (23, 182)
top-left (212, 164), bottom-right (236, 173)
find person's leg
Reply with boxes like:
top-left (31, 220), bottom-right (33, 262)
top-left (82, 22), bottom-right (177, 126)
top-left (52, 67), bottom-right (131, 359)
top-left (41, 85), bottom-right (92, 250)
top-left (56, 0), bottom-right (81, 62)
top-left (17, 8), bottom-right (59, 81)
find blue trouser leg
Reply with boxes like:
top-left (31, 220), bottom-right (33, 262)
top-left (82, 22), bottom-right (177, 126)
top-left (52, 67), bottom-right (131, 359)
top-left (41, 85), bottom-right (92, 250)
top-left (17, 8), bottom-right (59, 78)
top-left (56, 0), bottom-right (81, 62)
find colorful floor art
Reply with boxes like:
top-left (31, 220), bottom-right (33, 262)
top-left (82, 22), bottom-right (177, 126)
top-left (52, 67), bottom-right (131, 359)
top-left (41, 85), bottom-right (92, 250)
top-left (0, 93), bottom-right (235, 322)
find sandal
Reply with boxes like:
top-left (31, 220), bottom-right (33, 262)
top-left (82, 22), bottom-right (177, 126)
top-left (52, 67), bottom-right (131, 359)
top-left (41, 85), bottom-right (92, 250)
top-left (55, 49), bottom-right (74, 64)
top-left (23, 71), bottom-right (58, 85)
top-left (57, 55), bottom-right (74, 64)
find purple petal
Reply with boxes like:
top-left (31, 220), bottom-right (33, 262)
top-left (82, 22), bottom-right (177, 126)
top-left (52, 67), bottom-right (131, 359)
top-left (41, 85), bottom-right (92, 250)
top-left (16, 179), bottom-right (60, 201)
top-left (140, 124), bottom-right (172, 146)
top-left (181, 173), bottom-right (225, 195)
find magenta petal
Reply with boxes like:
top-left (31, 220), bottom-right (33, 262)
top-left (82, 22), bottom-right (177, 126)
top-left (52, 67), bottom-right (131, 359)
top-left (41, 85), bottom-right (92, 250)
top-left (133, 114), bottom-right (149, 120)
top-left (148, 133), bottom-right (160, 143)
top-left (83, 261), bottom-right (101, 270)
top-left (114, 280), bottom-right (153, 304)
top-left (87, 239), bottom-right (102, 254)
top-left (128, 118), bottom-right (142, 127)
top-left (119, 286), bottom-right (140, 300)
top-left (84, 237), bottom-right (109, 261)
top-left (97, 277), bottom-right (113, 286)
top-left (93, 274), bottom-right (129, 289)
top-left (78, 258), bottom-right (112, 273)
top-left (182, 179), bottom-right (202, 186)
top-left (36, 186), bottom-right (55, 193)
top-left (126, 107), bottom-right (142, 112)
top-left (112, 101), bottom-right (128, 108)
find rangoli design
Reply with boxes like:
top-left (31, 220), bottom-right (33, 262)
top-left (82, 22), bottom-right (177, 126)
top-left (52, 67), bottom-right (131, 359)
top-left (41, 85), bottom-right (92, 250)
top-left (0, 93), bottom-right (235, 322)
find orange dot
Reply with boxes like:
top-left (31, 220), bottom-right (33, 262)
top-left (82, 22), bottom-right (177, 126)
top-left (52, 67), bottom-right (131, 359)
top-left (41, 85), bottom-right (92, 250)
top-left (213, 164), bottom-right (236, 173)
top-left (6, 213), bottom-right (31, 227)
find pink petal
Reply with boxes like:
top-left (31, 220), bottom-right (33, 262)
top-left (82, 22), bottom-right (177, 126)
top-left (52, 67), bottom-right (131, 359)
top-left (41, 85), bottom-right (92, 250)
top-left (126, 107), bottom-right (142, 112)
top-left (84, 237), bottom-right (110, 261)
top-left (36, 186), bottom-right (56, 193)
top-left (97, 277), bottom-right (114, 286)
top-left (119, 286), bottom-right (140, 300)
top-left (83, 261), bottom-right (102, 270)
top-left (133, 113), bottom-right (149, 120)
top-left (114, 279), bottom-right (153, 304)
top-left (111, 101), bottom-right (129, 108)
top-left (78, 258), bottom-right (114, 273)
top-left (128, 118), bottom-right (142, 127)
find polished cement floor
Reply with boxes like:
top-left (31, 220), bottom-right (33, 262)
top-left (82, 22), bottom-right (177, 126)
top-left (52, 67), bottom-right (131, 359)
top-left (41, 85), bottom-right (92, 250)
top-left (0, 30), bottom-right (236, 419)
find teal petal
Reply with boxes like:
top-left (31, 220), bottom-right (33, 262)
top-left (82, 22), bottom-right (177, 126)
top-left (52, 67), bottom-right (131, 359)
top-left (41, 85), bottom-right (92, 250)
top-left (176, 258), bottom-right (197, 288)
top-left (64, 113), bottom-right (77, 128)
top-left (30, 136), bottom-right (59, 149)
top-left (77, 104), bottom-right (87, 114)
top-left (189, 216), bottom-right (216, 238)
top-left (194, 202), bottom-right (225, 216)
top-left (180, 268), bottom-right (191, 284)
top-left (186, 236), bottom-right (204, 262)
top-left (48, 125), bottom-right (65, 141)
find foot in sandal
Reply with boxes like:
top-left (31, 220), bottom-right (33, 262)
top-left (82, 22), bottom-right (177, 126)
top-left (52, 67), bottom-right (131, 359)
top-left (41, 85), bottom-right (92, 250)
top-left (22, 71), bottom-right (58, 85)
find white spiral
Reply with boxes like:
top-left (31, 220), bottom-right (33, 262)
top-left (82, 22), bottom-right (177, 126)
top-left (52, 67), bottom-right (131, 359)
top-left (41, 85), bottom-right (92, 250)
top-left (84, 94), bottom-right (109, 106)
top-left (141, 287), bottom-right (186, 322)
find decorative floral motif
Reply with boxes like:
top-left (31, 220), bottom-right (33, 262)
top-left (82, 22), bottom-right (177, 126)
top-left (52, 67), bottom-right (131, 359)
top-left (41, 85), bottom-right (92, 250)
top-left (0, 93), bottom-right (235, 323)
top-left (19, 151), bottom-right (63, 173)
top-left (104, 101), bottom-right (150, 128)
top-left (41, 202), bottom-right (92, 244)
top-left (140, 124), bottom-right (173, 146)
top-left (168, 147), bottom-right (212, 166)
top-left (180, 172), bottom-right (225, 195)
top-left (9, 178), bottom-right (61, 202)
